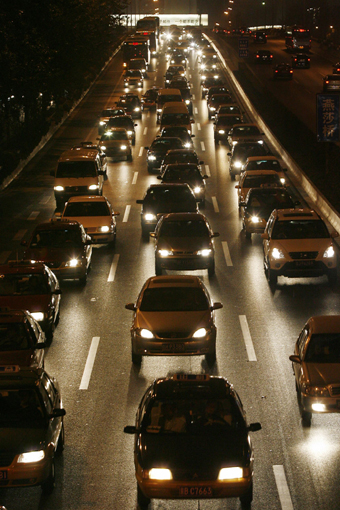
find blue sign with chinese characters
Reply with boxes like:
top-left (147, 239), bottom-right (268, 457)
top-left (317, 94), bottom-right (340, 142)
top-left (239, 37), bottom-right (249, 58)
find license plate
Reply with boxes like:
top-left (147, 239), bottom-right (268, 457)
top-left (162, 343), bottom-right (185, 352)
top-left (295, 260), bottom-right (314, 267)
top-left (179, 486), bottom-right (213, 497)
top-left (0, 471), bottom-right (7, 480)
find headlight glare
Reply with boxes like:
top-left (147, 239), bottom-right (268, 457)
top-left (272, 248), bottom-right (285, 260)
top-left (54, 186), bottom-right (64, 191)
top-left (30, 312), bottom-right (44, 322)
top-left (18, 450), bottom-right (45, 464)
top-left (88, 184), bottom-right (99, 190)
top-left (148, 468), bottom-right (172, 480)
top-left (100, 226), bottom-right (110, 233)
top-left (193, 327), bottom-right (207, 338)
top-left (140, 328), bottom-right (154, 339)
top-left (323, 246), bottom-right (335, 258)
top-left (158, 249), bottom-right (172, 257)
top-left (218, 467), bottom-right (243, 480)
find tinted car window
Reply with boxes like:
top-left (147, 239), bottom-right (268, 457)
top-left (64, 202), bottom-right (110, 217)
top-left (0, 323), bottom-right (30, 350)
top-left (160, 220), bottom-right (209, 237)
top-left (0, 389), bottom-right (45, 427)
top-left (0, 274), bottom-right (49, 295)
top-left (56, 161), bottom-right (97, 178)
top-left (271, 220), bottom-right (329, 240)
top-left (140, 287), bottom-right (209, 311)
top-left (304, 334), bottom-right (340, 363)
top-left (30, 229), bottom-right (82, 247)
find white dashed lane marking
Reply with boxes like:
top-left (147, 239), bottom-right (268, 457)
top-left (122, 205), bottom-right (131, 223)
top-left (273, 465), bottom-right (294, 510)
top-left (79, 337), bottom-right (100, 390)
top-left (211, 196), bottom-right (219, 213)
top-left (222, 241), bottom-right (233, 267)
top-left (132, 172), bottom-right (138, 185)
top-left (239, 315), bottom-right (257, 361)
top-left (107, 254), bottom-right (120, 282)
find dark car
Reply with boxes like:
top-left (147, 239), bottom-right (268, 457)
top-left (215, 103), bottom-right (242, 121)
top-left (0, 261), bottom-right (61, 340)
top-left (323, 74), bottom-right (340, 93)
top-left (97, 107), bottom-right (126, 134)
top-left (141, 87), bottom-right (160, 111)
top-left (106, 115), bottom-right (137, 145)
top-left (160, 149), bottom-right (204, 173)
top-left (241, 186), bottom-right (299, 238)
top-left (124, 373), bottom-right (261, 508)
top-left (254, 50), bottom-right (273, 63)
top-left (158, 163), bottom-right (208, 203)
top-left (116, 93), bottom-right (142, 119)
top-left (0, 309), bottom-right (46, 367)
top-left (158, 126), bottom-right (194, 149)
top-left (254, 30), bottom-right (267, 43)
top-left (145, 137), bottom-right (184, 172)
top-left (164, 65), bottom-right (186, 85)
top-left (151, 212), bottom-right (218, 275)
top-left (169, 53), bottom-right (187, 68)
top-left (207, 94), bottom-right (234, 119)
top-left (273, 63), bottom-right (293, 79)
top-left (214, 114), bottom-right (243, 143)
top-left (0, 365), bottom-right (65, 493)
top-left (23, 219), bottom-right (92, 285)
top-left (291, 53), bottom-right (310, 68)
top-left (136, 183), bottom-right (198, 238)
top-left (200, 76), bottom-right (225, 98)
top-left (332, 62), bottom-right (340, 74)
top-left (205, 85), bottom-right (230, 102)
top-left (228, 141), bottom-right (269, 180)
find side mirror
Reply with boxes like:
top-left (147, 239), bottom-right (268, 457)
top-left (157, 175), bottom-right (162, 180)
top-left (203, 175), bottom-right (209, 179)
top-left (135, 124), bottom-right (138, 127)
top-left (282, 167), bottom-right (288, 172)
top-left (211, 302), bottom-right (223, 311)
top-left (212, 232), bottom-right (220, 238)
top-left (113, 211), bottom-right (120, 217)
top-left (239, 201), bottom-right (245, 207)
top-left (191, 134), bottom-right (195, 138)
top-left (36, 342), bottom-right (47, 349)
top-left (149, 232), bottom-right (156, 238)
top-left (248, 422), bottom-right (262, 432)
top-left (190, 119), bottom-right (195, 123)
top-left (124, 425), bottom-right (137, 434)
top-left (125, 303), bottom-right (136, 311)
top-left (54, 212), bottom-right (62, 218)
top-left (261, 232), bottom-right (269, 240)
top-left (144, 146), bottom-right (149, 150)
top-left (85, 239), bottom-right (92, 245)
top-left (53, 289), bottom-right (62, 295)
top-left (235, 185), bottom-right (240, 189)
top-left (227, 152), bottom-right (231, 156)
top-left (289, 354), bottom-right (301, 364)
top-left (49, 408), bottom-right (66, 419)
top-left (331, 231), bottom-right (339, 238)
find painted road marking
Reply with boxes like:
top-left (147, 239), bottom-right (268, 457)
top-left (79, 337), bottom-right (100, 390)
top-left (197, 123), bottom-right (201, 130)
top-left (194, 107), bottom-right (198, 114)
top-left (13, 229), bottom-right (27, 241)
top-left (205, 164), bottom-right (210, 176)
top-left (222, 241), bottom-right (233, 267)
top-left (212, 196), bottom-right (219, 213)
top-left (143, 127), bottom-right (148, 135)
top-left (239, 315), bottom-right (257, 361)
top-left (122, 205), bottom-right (131, 223)
top-left (108, 254), bottom-right (120, 282)
top-left (138, 147), bottom-right (144, 157)
top-left (200, 141), bottom-right (205, 151)
top-left (132, 172), bottom-right (138, 185)
top-left (28, 211), bottom-right (39, 220)
top-left (273, 465), bottom-right (294, 510)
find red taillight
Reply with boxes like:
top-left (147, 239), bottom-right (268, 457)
top-left (325, 80), bottom-right (329, 84)
top-left (256, 55), bottom-right (259, 58)
top-left (290, 70), bottom-right (293, 73)
top-left (271, 55), bottom-right (273, 58)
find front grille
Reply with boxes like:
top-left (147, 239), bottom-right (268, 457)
top-left (172, 251), bottom-right (195, 255)
top-left (289, 251), bottom-right (318, 260)
top-left (0, 452), bottom-right (15, 467)
top-left (156, 331), bottom-right (190, 339)
top-left (46, 261), bottom-right (62, 269)
top-left (64, 186), bottom-right (89, 193)
top-left (330, 385), bottom-right (340, 396)
top-left (173, 468), bottom-right (217, 481)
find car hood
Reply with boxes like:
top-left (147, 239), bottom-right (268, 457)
top-left (0, 428), bottom-right (46, 452)
top-left (62, 216), bottom-right (111, 228)
top-left (24, 246), bottom-right (83, 262)
top-left (302, 363), bottom-right (340, 386)
top-left (0, 294), bottom-right (50, 313)
top-left (135, 310), bottom-right (211, 333)
top-left (156, 237), bottom-right (210, 251)
top-left (138, 431), bottom-right (246, 471)
top-left (272, 239), bottom-right (331, 253)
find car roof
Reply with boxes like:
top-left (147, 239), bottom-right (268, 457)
top-left (306, 316), bottom-right (340, 335)
top-left (152, 374), bottom-right (231, 399)
top-left (146, 183), bottom-right (192, 191)
top-left (0, 261), bottom-right (47, 275)
top-left (162, 212), bottom-right (208, 222)
top-left (58, 147), bottom-right (99, 162)
top-left (246, 156), bottom-right (279, 162)
top-left (158, 88), bottom-right (182, 94)
top-left (33, 219), bottom-right (82, 231)
top-left (274, 208), bottom-right (319, 221)
top-left (242, 169), bottom-right (281, 177)
top-left (146, 275), bottom-right (205, 289)
top-left (0, 366), bottom-right (45, 389)
top-left (65, 195), bottom-right (108, 204)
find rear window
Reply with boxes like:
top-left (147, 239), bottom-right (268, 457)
top-left (29, 229), bottom-right (82, 248)
top-left (161, 113), bottom-right (190, 125)
top-left (160, 220), bottom-right (209, 238)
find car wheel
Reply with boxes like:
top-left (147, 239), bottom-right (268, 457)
top-left (137, 484), bottom-right (150, 509)
top-left (142, 227), bottom-right (150, 241)
top-left (267, 268), bottom-right (277, 287)
top-left (56, 422), bottom-right (65, 456)
top-left (205, 351), bottom-right (216, 366)
top-left (127, 152), bottom-right (133, 162)
top-left (41, 457), bottom-right (55, 495)
top-left (301, 410), bottom-right (312, 427)
top-left (155, 260), bottom-right (162, 276)
top-left (132, 138), bottom-right (136, 146)
top-left (132, 351), bottom-right (142, 365)
top-left (240, 481), bottom-right (253, 509)
top-left (79, 272), bottom-right (87, 286)
top-left (230, 173), bottom-right (235, 181)
top-left (208, 259), bottom-right (215, 277)
top-left (328, 268), bottom-right (337, 286)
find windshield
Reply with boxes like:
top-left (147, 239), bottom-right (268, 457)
top-left (305, 334), bottom-right (340, 363)
top-left (210, 95), bottom-right (232, 104)
top-left (151, 139), bottom-right (182, 150)
top-left (163, 168), bottom-right (201, 182)
top-left (247, 190), bottom-right (293, 209)
top-left (101, 109), bottom-right (122, 117)
top-left (233, 126), bottom-right (261, 136)
top-left (101, 131), bottom-right (128, 141)
top-left (271, 219), bottom-right (329, 239)
top-left (126, 70), bottom-right (142, 77)
top-left (0, 323), bottom-right (30, 350)
top-left (243, 175), bottom-right (280, 188)
top-left (165, 154), bottom-right (198, 165)
top-left (233, 144), bottom-right (267, 158)
top-left (161, 113), bottom-right (190, 125)
top-left (159, 95), bottom-right (182, 104)
top-left (56, 161), bottom-right (97, 178)
top-left (0, 389), bottom-right (45, 428)
top-left (29, 229), bottom-right (82, 248)
top-left (0, 274), bottom-right (49, 296)
top-left (217, 116), bottom-right (241, 127)
top-left (219, 106), bottom-right (240, 114)
top-left (247, 160), bottom-right (280, 170)
top-left (64, 202), bottom-right (110, 217)
top-left (108, 117), bottom-right (133, 129)
top-left (160, 220), bottom-right (209, 237)
top-left (140, 287), bottom-right (209, 311)
top-left (144, 188), bottom-right (196, 211)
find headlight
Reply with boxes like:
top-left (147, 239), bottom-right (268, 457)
top-left (185, 100), bottom-right (190, 104)
top-left (148, 468), bottom-right (172, 480)
top-left (171, 60), bottom-right (175, 63)
top-left (209, 106), bottom-right (216, 111)
top-left (30, 312), bottom-right (44, 322)
top-left (144, 213), bottom-right (156, 221)
top-left (218, 130), bottom-right (225, 134)
top-left (100, 145), bottom-right (107, 151)
top-left (148, 155), bottom-right (156, 161)
top-left (182, 60), bottom-right (185, 63)
top-left (137, 82), bottom-right (142, 86)
top-left (200, 64), bottom-right (206, 69)
top-left (120, 145), bottom-right (127, 150)
top-left (157, 108), bottom-right (162, 112)
top-left (233, 161), bottom-right (243, 169)
top-left (232, 141), bottom-right (238, 145)
top-left (140, 328), bottom-right (154, 339)
top-left (304, 386), bottom-right (330, 397)
top-left (280, 178), bottom-right (286, 184)
top-left (197, 249), bottom-right (211, 257)
top-left (134, 107), bottom-right (140, 112)
top-left (54, 185), bottom-right (64, 191)
top-left (184, 143), bottom-right (191, 148)
top-left (99, 121), bottom-right (106, 126)
top-left (218, 467), bottom-right (243, 480)
top-left (65, 258), bottom-right (80, 267)
top-left (323, 246), bottom-right (335, 258)
top-left (88, 184), bottom-right (99, 190)
top-left (158, 249), bottom-right (172, 257)
top-left (214, 75), bottom-right (219, 79)
top-left (18, 450), bottom-right (45, 464)
top-left (127, 131), bottom-right (133, 135)
top-left (202, 75), bottom-right (206, 80)
top-left (99, 226), bottom-right (110, 233)
top-left (251, 216), bottom-right (259, 223)
top-left (271, 247), bottom-right (285, 260)
top-left (194, 186), bottom-right (202, 194)
top-left (257, 140), bottom-right (264, 144)
top-left (312, 403), bottom-right (327, 412)
top-left (193, 327), bottom-right (207, 338)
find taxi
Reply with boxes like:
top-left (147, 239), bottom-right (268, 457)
top-left (235, 170), bottom-right (283, 207)
top-left (124, 374), bottom-right (261, 509)
top-left (0, 365), bottom-right (66, 493)
top-left (97, 128), bottom-right (132, 161)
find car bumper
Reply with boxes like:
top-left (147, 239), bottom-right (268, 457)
top-left (268, 260), bottom-right (336, 278)
top-left (132, 330), bottom-right (216, 356)
top-left (156, 255), bottom-right (213, 271)
top-left (0, 452), bottom-right (52, 488)
top-left (46, 265), bottom-right (87, 280)
top-left (300, 394), bottom-right (340, 414)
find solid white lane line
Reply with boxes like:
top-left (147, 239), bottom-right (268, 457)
top-left (205, 164), bottom-right (210, 176)
top-left (28, 211), bottom-right (39, 220)
top-left (273, 465), bottom-right (294, 510)
top-left (79, 337), bottom-right (100, 390)
top-left (239, 315), bottom-right (257, 361)
top-left (194, 107), bottom-right (198, 114)
top-left (107, 254), bottom-right (120, 282)
top-left (222, 241), bottom-right (233, 267)
top-left (0, 251), bottom-right (11, 264)
top-left (143, 127), bottom-right (148, 135)
top-left (122, 205), bottom-right (131, 223)
top-left (132, 172), bottom-right (138, 185)
top-left (13, 229), bottom-right (27, 241)
top-left (211, 196), bottom-right (219, 213)
top-left (138, 147), bottom-right (144, 157)
top-left (197, 123), bottom-right (201, 130)
top-left (200, 141), bottom-right (205, 151)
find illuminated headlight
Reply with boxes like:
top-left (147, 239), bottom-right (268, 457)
top-left (100, 145), bottom-right (107, 151)
top-left (304, 386), bottom-right (330, 397)
top-left (148, 468), bottom-right (172, 480)
top-left (257, 140), bottom-right (264, 144)
top-left (127, 131), bottom-right (133, 135)
top-left (158, 249), bottom-right (172, 257)
top-left (197, 50), bottom-right (202, 56)
top-left (120, 145), bottom-right (127, 150)
top-left (99, 226), bottom-right (110, 233)
top-left (200, 64), bottom-right (206, 69)
top-left (193, 327), bottom-right (207, 338)
top-left (201, 75), bottom-right (207, 80)
top-left (197, 249), bottom-right (211, 257)
top-left (99, 121), bottom-right (106, 126)
top-left (54, 185), bottom-right (64, 191)
top-left (233, 161), bottom-right (243, 169)
top-left (312, 403), bottom-right (327, 412)
top-left (271, 247), bottom-right (285, 260)
top-left (218, 129), bottom-right (225, 134)
top-left (144, 213), bottom-right (156, 221)
top-left (65, 258), bottom-right (80, 267)
top-left (88, 184), bottom-right (99, 190)
top-left (171, 59), bottom-right (175, 63)
top-left (209, 106), bottom-right (216, 111)
top-left (232, 141), bottom-right (238, 145)
top-left (218, 467), bottom-right (243, 480)
top-left (185, 100), bottom-right (190, 105)
top-left (140, 328), bottom-right (154, 339)
top-left (214, 75), bottom-right (219, 79)
top-left (251, 216), bottom-right (259, 223)
top-left (193, 186), bottom-right (202, 194)
top-left (280, 178), bottom-right (286, 184)
top-left (166, 34), bottom-right (171, 40)
top-left (148, 155), bottom-right (156, 161)
top-left (134, 107), bottom-right (140, 112)
top-left (137, 82), bottom-right (142, 86)
top-left (157, 107), bottom-right (163, 112)
top-left (181, 60), bottom-right (185, 63)
top-left (212, 64), bottom-right (217, 68)
top-left (323, 246), bottom-right (335, 258)
top-left (18, 450), bottom-right (45, 464)
top-left (184, 143), bottom-right (191, 148)
top-left (142, 68), bottom-right (146, 72)
top-left (31, 312), bottom-right (44, 322)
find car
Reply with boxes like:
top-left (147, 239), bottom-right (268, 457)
top-left (273, 63), bottom-right (293, 79)
top-left (207, 93), bottom-right (234, 119)
top-left (150, 212), bottom-right (218, 275)
top-left (125, 276), bottom-right (223, 364)
top-left (145, 137), bottom-right (184, 172)
top-left (235, 170), bottom-right (283, 207)
top-left (242, 155), bottom-right (287, 185)
top-left (156, 89), bottom-right (183, 122)
top-left (160, 148), bottom-right (204, 173)
top-left (0, 309), bottom-right (46, 367)
top-left (22, 219), bottom-right (92, 285)
top-left (124, 69), bottom-right (144, 88)
top-left (289, 316), bottom-right (340, 426)
top-left (128, 57), bottom-right (148, 76)
top-left (0, 365), bottom-right (65, 493)
top-left (214, 114), bottom-right (243, 144)
top-left (262, 208), bottom-right (338, 287)
top-left (332, 62), bottom-right (340, 74)
top-left (254, 50), bottom-right (273, 63)
top-left (215, 103), bottom-right (243, 121)
top-left (168, 81), bottom-right (193, 114)
top-left (0, 261), bottom-right (61, 341)
top-left (158, 163), bottom-right (208, 203)
top-left (164, 65), bottom-right (186, 85)
top-left (136, 183), bottom-right (199, 239)
top-left (116, 93), bottom-right (142, 119)
top-left (200, 76), bottom-right (225, 98)
top-left (291, 53), bottom-right (310, 68)
top-left (97, 128), bottom-right (132, 161)
top-left (227, 124), bottom-right (264, 147)
top-left (106, 115), bottom-right (137, 145)
top-left (97, 107), bottom-right (126, 134)
top-left (228, 141), bottom-right (269, 180)
top-left (241, 186), bottom-right (298, 239)
top-left (254, 30), bottom-right (267, 43)
top-left (323, 74), bottom-right (340, 93)
top-left (124, 373), bottom-right (261, 508)
top-left (205, 85), bottom-right (231, 102)
top-left (200, 56), bottom-right (219, 71)
top-left (58, 195), bottom-right (119, 246)
top-left (169, 52), bottom-right (187, 68)
top-left (141, 87), bottom-right (160, 111)
top-left (158, 126), bottom-right (194, 148)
